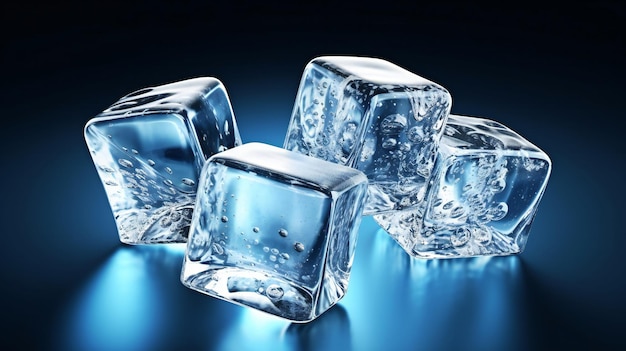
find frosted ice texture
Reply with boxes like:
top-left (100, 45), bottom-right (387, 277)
top-left (374, 115), bottom-right (551, 258)
top-left (84, 77), bottom-right (242, 244)
top-left (284, 56), bottom-right (452, 215)
top-left (181, 143), bottom-right (368, 322)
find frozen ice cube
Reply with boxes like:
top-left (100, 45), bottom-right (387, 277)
top-left (84, 77), bottom-right (242, 244)
top-left (181, 142), bottom-right (368, 322)
top-left (283, 56), bottom-right (452, 215)
top-left (374, 114), bottom-right (552, 258)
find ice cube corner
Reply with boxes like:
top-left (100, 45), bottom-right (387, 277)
top-left (181, 142), bottom-right (369, 322)
top-left (374, 114), bottom-right (552, 259)
top-left (84, 77), bottom-right (242, 245)
top-left (284, 56), bottom-right (452, 215)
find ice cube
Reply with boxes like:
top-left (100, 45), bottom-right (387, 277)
top-left (180, 142), bottom-right (368, 322)
top-left (373, 114), bottom-right (552, 258)
top-left (84, 77), bottom-right (242, 244)
top-left (283, 56), bottom-right (452, 215)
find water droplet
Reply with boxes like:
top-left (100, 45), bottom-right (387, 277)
top-left (252, 227), bottom-right (260, 233)
top-left (270, 248), bottom-right (279, 255)
top-left (490, 202), bottom-right (508, 221)
top-left (451, 228), bottom-right (471, 247)
top-left (450, 206), bottom-right (465, 218)
top-left (294, 242), bottom-right (305, 252)
top-left (406, 126), bottom-right (424, 143)
top-left (442, 201), bottom-right (454, 210)
top-left (165, 167), bottom-right (173, 174)
top-left (380, 114), bottom-right (407, 134)
top-left (131, 149), bottom-right (139, 154)
top-left (382, 138), bottom-right (397, 149)
top-left (278, 228), bottom-right (288, 237)
top-left (182, 178), bottom-right (195, 186)
top-left (104, 180), bottom-right (118, 186)
top-left (212, 243), bottom-right (224, 255)
top-left (147, 159), bottom-right (156, 166)
top-left (280, 253), bottom-right (290, 260)
top-left (269, 255), bottom-right (277, 262)
top-left (170, 211), bottom-right (181, 222)
top-left (473, 227), bottom-right (492, 245)
top-left (160, 217), bottom-right (172, 227)
top-left (489, 179), bottom-right (506, 193)
top-left (263, 246), bottom-right (270, 253)
top-left (265, 284), bottom-right (284, 300)
top-left (221, 216), bottom-right (228, 223)
top-left (118, 159), bottom-right (133, 168)
top-left (163, 179), bottom-right (173, 186)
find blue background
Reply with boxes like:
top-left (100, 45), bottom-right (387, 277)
top-left (2, 2), bottom-right (624, 350)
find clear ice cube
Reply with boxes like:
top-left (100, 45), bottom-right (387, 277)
top-left (283, 56), bottom-right (452, 215)
top-left (374, 114), bottom-right (552, 258)
top-left (180, 142), bottom-right (368, 322)
top-left (84, 77), bottom-right (242, 244)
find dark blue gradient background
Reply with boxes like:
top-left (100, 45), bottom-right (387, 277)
top-left (2, 2), bottom-right (624, 350)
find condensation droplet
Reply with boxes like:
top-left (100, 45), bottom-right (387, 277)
top-left (278, 228), bottom-right (288, 237)
top-left (473, 227), bottom-right (492, 245)
top-left (147, 159), bottom-right (156, 166)
top-left (266, 284), bottom-right (284, 300)
top-left (181, 178), bottom-right (195, 186)
top-left (212, 243), bottom-right (224, 255)
top-left (270, 248), bottom-right (279, 255)
top-left (450, 206), bottom-right (465, 218)
top-left (118, 159), bottom-right (133, 168)
top-left (382, 138), bottom-right (397, 149)
top-left (221, 216), bottom-right (228, 223)
top-left (252, 227), bottom-right (260, 233)
top-left (280, 253), bottom-right (290, 260)
top-left (490, 202), bottom-right (508, 221)
top-left (294, 242), bottom-right (305, 252)
top-left (451, 228), bottom-right (471, 247)
top-left (165, 167), bottom-right (173, 174)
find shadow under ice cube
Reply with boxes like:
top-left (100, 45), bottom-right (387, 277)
top-left (181, 142), bottom-right (368, 322)
top-left (374, 115), bottom-right (552, 258)
top-left (84, 77), bottom-right (242, 244)
top-left (283, 56), bottom-right (452, 215)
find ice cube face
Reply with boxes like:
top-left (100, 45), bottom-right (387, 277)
top-left (84, 77), bottom-right (242, 244)
top-left (284, 56), bottom-right (452, 215)
top-left (374, 115), bottom-right (552, 258)
top-left (181, 143), bottom-right (368, 322)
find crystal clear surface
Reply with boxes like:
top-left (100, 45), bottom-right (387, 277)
top-left (283, 56), bottom-right (451, 215)
top-left (374, 114), bottom-right (552, 258)
top-left (181, 143), bottom-right (368, 322)
top-left (84, 77), bottom-right (242, 244)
